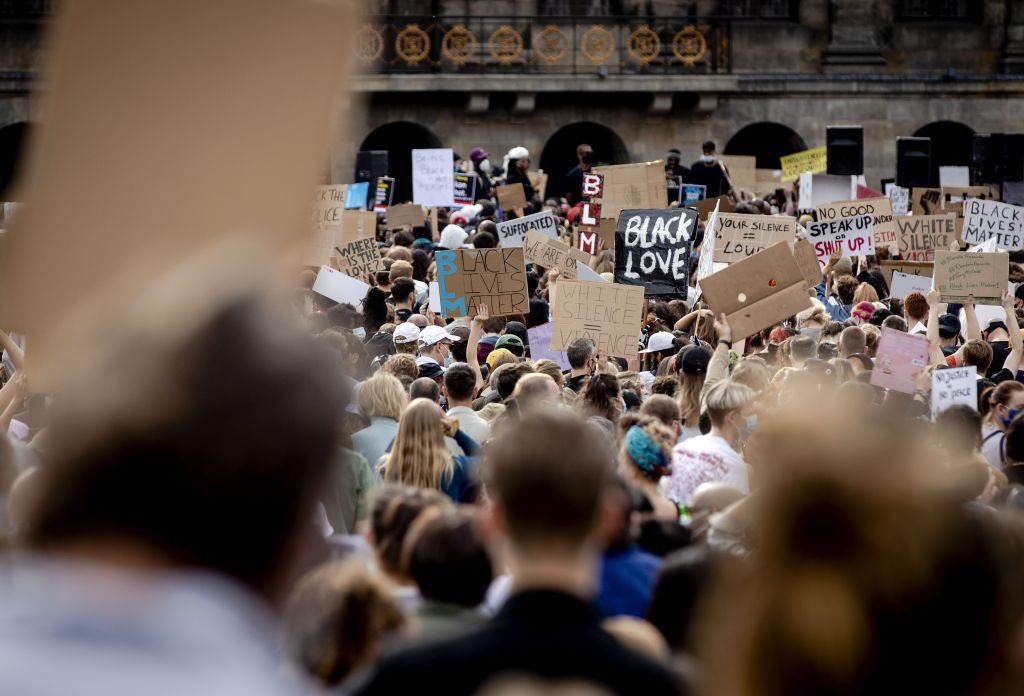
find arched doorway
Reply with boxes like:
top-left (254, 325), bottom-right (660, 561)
top-left (359, 122), bottom-right (443, 203)
top-left (724, 122), bottom-right (807, 170)
top-left (0, 121), bottom-right (33, 202)
top-left (539, 122), bottom-right (630, 203)
top-left (913, 121), bottom-right (974, 187)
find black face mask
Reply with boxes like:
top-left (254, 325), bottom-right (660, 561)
top-left (581, 152), bottom-right (594, 165)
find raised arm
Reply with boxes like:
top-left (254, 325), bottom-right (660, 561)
top-left (467, 303), bottom-right (488, 391)
top-left (1002, 289), bottom-right (1023, 375)
top-left (964, 302), bottom-right (981, 341)
top-left (0, 331), bottom-right (23, 371)
top-left (926, 288), bottom-right (946, 367)
top-left (702, 313), bottom-right (733, 398)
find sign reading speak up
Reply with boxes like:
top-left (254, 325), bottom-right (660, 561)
top-left (816, 197), bottom-right (895, 248)
top-left (933, 251), bottom-right (1009, 305)
top-left (435, 248), bottom-right (529, 318)
top-left (551, 280), bottom-right (644, 359)
top-left (804, 214), bottom-right (875, 262)
top-left (713, 213), bottom-right (796, 263)
top-left (613, 208), bottom-right (697, 297)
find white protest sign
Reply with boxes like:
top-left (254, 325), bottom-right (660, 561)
top-left (969, 237), bottom-right (999, 253)
top-left (412, 148), bottom-right (455, 207)
top-left (428, 281), bottom-right (441, 312)
top-left (798, 172), bottom-right (812, 211)
top-left (890, 270), bottom-right (933, 299)
top-left (939, 166), bottom-right (970, 187)
top-left (931, 366), bottom-right (977, 420)
top-left (312, 265), bottom-right (371, 306)
top-left (496, 210), bottom-right (558, 248)
top-left (576, 261), bottom-right (606, 282)
top-left (888, 185), bottom-right (909, 216)
top-left (810, 173), bottom-right (856, 209)
top-left (804, 214), bottom-right (875, 262)
top-left (695, 200), bottom-right (720, 292)
top-left (961, 198), bottom-right (1024, 250)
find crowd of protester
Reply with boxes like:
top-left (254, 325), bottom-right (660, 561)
top-left (2, 137), bottom-right (1024, 696)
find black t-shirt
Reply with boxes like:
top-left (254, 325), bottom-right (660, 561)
top-left (395, 308), bottom-right (413, 322)
top-left (988, 340), bottom-right (1011, 379)
top-left (689, 160), bottom-right (731, 197)
top-left (566, 373), bottom-right (589, 393)
top-left (566, 164), bottom-right (586, 204)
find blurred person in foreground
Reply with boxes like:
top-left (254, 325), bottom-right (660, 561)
top-left (352, 409), bottom-right (684, 695)
top-left (0, 291), bottom-right (348, 695)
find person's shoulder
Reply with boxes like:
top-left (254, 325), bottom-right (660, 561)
top-left (350, 628), bottom-right (493, 695)
top-left (587, 627), bottom-right (686, 695)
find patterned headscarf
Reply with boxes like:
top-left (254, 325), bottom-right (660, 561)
top-left (624, 426), bottom-right (671, 478)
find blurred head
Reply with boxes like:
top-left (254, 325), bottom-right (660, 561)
top-left (839, 326), bottom-right (866, 359)
top-left (369, 484), bottom-right (450, 579)
top-left (903, 291), bottom-right (929, 324)
top-left (576, 373), bottom-right (622, 422)
top-left (640, 393), bottom-right (682, 438)
top-left (619, 419), bottom-right (674, 483)
top-left (407, 507), bottom-right (493, 608)
top-left (513, 373), bottom-right (560, 413)
top-left (962, 339), bottom-right (994, 376)
top-left (443, 362), bottom-right (478, 404)
top-left (704, 380), bottom-right (756, 435)
top-left (358, 372), bottom-right (408, 421)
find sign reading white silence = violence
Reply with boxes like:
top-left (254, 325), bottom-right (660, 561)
top-left (551, 280), bottom-right (645, 359)
top-left (613, 207), bottom-right (697, 297)
top-left (804, 213), bottom-right (875, 263)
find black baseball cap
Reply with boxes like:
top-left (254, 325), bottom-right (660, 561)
top-left (938, 313), bottom-right (961, 339)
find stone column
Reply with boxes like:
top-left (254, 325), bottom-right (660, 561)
top-left (1002, 0), bottom-right (1024, 74)
top-left (821, 0), bottom-right (886, 73)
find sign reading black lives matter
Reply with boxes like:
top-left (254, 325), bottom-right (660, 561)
top-left (613, 208), bottom-right (697, 296)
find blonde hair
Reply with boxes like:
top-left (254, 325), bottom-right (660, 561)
top-left (703, 380), bottom-right (755, 428)
top-left (387, 249), bottom-right (413, 265)
top-left (731, 358), bottom-right (771, 394)
top-left (382, 398), bottom-right (453, 491)
top-left (853, 282), bottom-right (879, 304)
top-left (677, 372), bottom-right (704, 427)
top-left (532, 359), bottom-right (564, 387)
top-left (796, 300), bottom-right (829, 327)
top-left (358, 373), bottom-right (408, 421)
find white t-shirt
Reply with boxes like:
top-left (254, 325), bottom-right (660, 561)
top-left (666, 434), bottom-right (748, 505)
top-left (981, 423), bottom-right (1005, 470)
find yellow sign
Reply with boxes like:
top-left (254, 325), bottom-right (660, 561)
top-left (780, 146), bottom-right (827, 182)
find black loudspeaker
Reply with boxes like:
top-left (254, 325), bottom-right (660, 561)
top-left (1003, 134), bottom-right (1024, 183)
top-left (972, 134), bottom-right (991, 184)
top-left (896, 137), bottom-right (931, 188)
top-left (355, 150), bottom-right (388, 183)
top-left (826, 125), bottom-right (863, 176)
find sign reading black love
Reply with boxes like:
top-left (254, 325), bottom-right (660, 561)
top-left (613, 208), bottom-right (697, 297)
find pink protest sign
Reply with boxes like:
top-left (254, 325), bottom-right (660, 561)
top-left (870, 327), bottom-right (930, 394)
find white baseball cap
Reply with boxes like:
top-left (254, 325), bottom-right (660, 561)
top-left (418, 324), bottom-right (463, 348)
top-left (640, 331), bottom-right (676, 354)
top-left (393, 322), bottom-right (421, 345)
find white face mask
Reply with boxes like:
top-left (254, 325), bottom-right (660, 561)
top-left (479, 158), bottom-right (492, 174)
top-left (701, 155), bottom-right (715, 163)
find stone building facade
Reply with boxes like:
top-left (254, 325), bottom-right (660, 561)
top-left (342, 0), bottom-right (1024, 201)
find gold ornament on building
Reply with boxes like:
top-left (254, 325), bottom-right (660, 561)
top-left (580, 24), bottom-right (615, 65)
top-left (395, 24), bottom-right (430, 65)
top-left (441, 23), bottom-right (477, 65)
top-left (534, 24), bottom-right (569, 64)
top-left (626, 24), bottom-right (661, 66)
top-left (356, 24), bottom-right (384, 65)
top-left (672, 25), bottom-right (707, 66)
top-left (488, 25), bottom-right (524, 65)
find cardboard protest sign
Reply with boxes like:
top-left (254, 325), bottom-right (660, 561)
top-left (582, 172), bottom-right (604, 199)
top-left (719, 155), bottom-right (756, 192)
top-left (888, 185), bottom-right (909, 216)
top-left (680, 184), bottom-right (706, 205)
top-left (579, 202), bottom-right (602, 227)
top-left (791, 239), bottom-right (823, 287)
top-left (699, 242), bottom-right (812, 339)
top-left (334, 238), bottom-right (383, 281)
top-left (528, 322), bottom-right (570, 371)
top-left (435, 248), bottom-right (529, 318)
top-left (933, 251), bottom-right (1009, 305)
top-left (911, 188), bottom-right (944, 216)
top-left (895, 214), bottom-right (956, 262)
top-left (931, 366), bottom-right (977, 420)
top-left (879, 261), bottom-right (934, 288)
top-left (312, 265), bottom-right (371, 306)
top-left (614, 208), bottom-right (697, 297)
top-left (890, 270), bottom-right (933, 299)
top-left (961, 199), bottom-right (1024, 250)
top-left (306, 226), bottom-right (338, 268)
top-left (528, 171), bottom-right (548, 201)
top-left (593, 161), bottom-right (667, 220)
top-left (578, 230), bottom-right (599, 256)
top-left (943, 186), bottom-right (997, 203)
top-left (373, 177), bottom-right (395, 213)
top-left (817, 197), bottom-right (895, 248)
top-left (453, 172), bottom-right (477, 206)
top-left (524, 229), bottom-right (590, 280)
top-left (337, 211), bottom-right (377, 246)
top-left (313, 185), bottom-right (346, 226)
top-left (344, 182), bottom-right (369, 210)
top-left (386, 203), bottom-right (426, 230)
top-left (870, 327), bottom-right (930, 394)
top-left (551, 280), bottom-right (644, 359)
top-left (780, 146), bottom-right (827, 182)
top-left (690, 195), bottom-right (732, 223)
top-left (0, 0), bottom-right (357, 379)
top-left (805, 213), bottom-right (875, 262)
top-left (412, 148), bottom-right (454, 207)
top-left (497, 210), bottom-right (558, 248)
top-left (496, 183), bottom-right (527, 212)
top-left (713, 214), bottom-right (796, 264)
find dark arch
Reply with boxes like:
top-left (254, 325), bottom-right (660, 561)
top-left (724, 122), bottom-right (808, 170)
top-left (913, 121), bottom-right (975, 187)
top-left (0, 121), bottom-right (33, 201)
top-left (359, 122), bottom-right (443, 203)
top-left (539, 122), bottom-right (630, 203)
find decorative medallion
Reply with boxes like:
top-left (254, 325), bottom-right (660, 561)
top-left (580, 24), bottom-right (615, 65)
top-left (356, 24), bottom-right (384, 65)
top-left (534, 24), bottom-right (569, 64)
top-left (671, 25), bottom-right (707, 66)
top-left (441, 23), bottom-right (476, 65)
top-left (626, 24), bottom-right (661, 66)
top-left (395, 24), bottom-right (430, 65)
top-left (488, 25), bottom-right (524, 65)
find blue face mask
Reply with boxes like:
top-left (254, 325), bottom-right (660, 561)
top-left (1003, 408), bottom-right (1021, 428)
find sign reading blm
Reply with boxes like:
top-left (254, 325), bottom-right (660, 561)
top-left (613, 208), bottom-right (697, 297)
